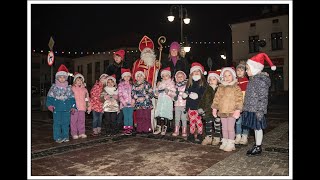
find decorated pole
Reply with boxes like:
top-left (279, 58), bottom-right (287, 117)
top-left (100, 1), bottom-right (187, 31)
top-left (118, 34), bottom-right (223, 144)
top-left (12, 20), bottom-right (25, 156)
top-left (152, 36), bottom-right (166, 133)
top-left (48, 36), bottom-right (55, 85)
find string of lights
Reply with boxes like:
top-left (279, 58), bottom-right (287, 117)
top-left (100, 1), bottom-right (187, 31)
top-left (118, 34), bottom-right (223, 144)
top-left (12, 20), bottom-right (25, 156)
top-left (32, 36), bottom-right (288, 55)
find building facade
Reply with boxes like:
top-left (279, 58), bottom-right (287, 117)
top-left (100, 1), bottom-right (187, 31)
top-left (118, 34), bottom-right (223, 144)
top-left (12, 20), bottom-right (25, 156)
top-left (230, 14), bottom-right (289, 92)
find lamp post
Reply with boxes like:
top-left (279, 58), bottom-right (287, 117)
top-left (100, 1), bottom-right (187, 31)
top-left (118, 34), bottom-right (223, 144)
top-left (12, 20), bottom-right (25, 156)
top-left (167, 5), bottom-right (191, 52)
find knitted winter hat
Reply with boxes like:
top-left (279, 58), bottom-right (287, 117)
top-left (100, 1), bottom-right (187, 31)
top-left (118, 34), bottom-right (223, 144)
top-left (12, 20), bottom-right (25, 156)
top-left (114, 49), bottom-right (125, 59)
top-left (175, 70), bottom-right (187, 81)
top-left (170, 41), bottom-right (180, 51)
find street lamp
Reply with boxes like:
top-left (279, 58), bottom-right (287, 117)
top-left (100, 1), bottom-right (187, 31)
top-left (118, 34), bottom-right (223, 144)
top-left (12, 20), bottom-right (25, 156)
top-left (167, 5), bottom-right (191, 52)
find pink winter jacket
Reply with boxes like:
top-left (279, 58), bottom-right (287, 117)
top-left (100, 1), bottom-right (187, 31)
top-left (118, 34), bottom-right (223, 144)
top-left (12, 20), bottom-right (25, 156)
top-left (72, 85), bottom-right (91, 111)
top-left (118, 81), bottom-right (133, 109)
top-left (174, 83), bottom-right (186, 107)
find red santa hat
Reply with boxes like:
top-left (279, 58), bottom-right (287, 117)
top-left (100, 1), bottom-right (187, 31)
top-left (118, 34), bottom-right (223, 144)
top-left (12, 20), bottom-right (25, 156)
top-left (160, 67), bottom-right (171, 77)
top-left (114, 49), bottom-right (125, 59)
top-left (135, 71), bottom-right (145, 79)
top-left (247, 53), bottom-right (276, 76)
top-left (99, 73), bottom-right (108, 80)
top-left (220, 67), bottom-right (237, 80)
top-left (207, 70), bottom-right (221, 83)
top-left (55, 64), bottom-right (69, 78)
top-left (106, 74), bottom-right (116, 83)
top-left (73, 72), bottom-right (85, 83)
top-left (190, 62), bottom-right (207, 75)
top-left (175, 70), bottom-right (187, 81)
top-left (139, 35), bottom-right (154, 52)
top-left (121, 68), bottom-right (131, 78)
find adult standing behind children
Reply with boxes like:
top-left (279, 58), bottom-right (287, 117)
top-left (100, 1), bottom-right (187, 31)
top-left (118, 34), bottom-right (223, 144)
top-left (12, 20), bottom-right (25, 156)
top-left (105, 49), bottom-right (128, 84)
top-left (157, 41), bottom-right (189, 83)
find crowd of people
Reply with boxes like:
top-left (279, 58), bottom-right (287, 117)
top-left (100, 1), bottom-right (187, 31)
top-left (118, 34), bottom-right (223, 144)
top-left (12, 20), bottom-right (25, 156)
top-left (46, 35), bottom-right (275, 156)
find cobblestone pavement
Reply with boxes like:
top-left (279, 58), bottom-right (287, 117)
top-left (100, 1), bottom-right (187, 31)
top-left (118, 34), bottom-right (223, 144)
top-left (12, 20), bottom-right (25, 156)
top-left (30, 94), bottom-right (290, 176)
top-left (198, 120), bottom-right (289, 176)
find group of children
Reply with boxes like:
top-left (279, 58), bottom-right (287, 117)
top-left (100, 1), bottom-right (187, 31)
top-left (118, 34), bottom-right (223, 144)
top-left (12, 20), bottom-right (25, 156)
top-left (46, 51), bottom-right (275, 156)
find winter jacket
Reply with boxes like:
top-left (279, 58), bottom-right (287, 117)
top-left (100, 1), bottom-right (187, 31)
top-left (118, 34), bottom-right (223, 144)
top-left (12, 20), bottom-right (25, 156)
top-left (72, 85), bottom-right (90, 111)
top-left (199, 85), bottom-right (218, 119)
top-left (212, 79), bottom-right (243, 118)
top-left (105, 61), bottom-right (128, 84)
top-left (155, 79), bottom-right (176, 119)
top-left (243, 73), bottom-right (271, 120)
top-left (132, 80), bottom-right (154, 110)
top-left (238, 76), bottom-right (249, 98)
top-left (157, 57), bottom-right (189, 83)
top-left (100, 86), bottom-right (119, 112)
top-left (174, 80), bottom-right (187, 107)
top-left (185, 80), bottom-right (206, 110)
top-left (118, 80), bottom-right (133, 109)
top-left (90, 81), bottom-right (104, 113)
top-left (46, 84), bottom-right (76, 111)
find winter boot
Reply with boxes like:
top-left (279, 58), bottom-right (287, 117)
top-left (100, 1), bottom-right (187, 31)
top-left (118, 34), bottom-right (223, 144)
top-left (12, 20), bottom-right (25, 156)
top-left (211, 137), bottom-right (220, 145)
top-left (161, 125), bottom-right (167, 135)
top-left (181, 126), bottom-right (188, 137)
top-left (201, 136), bottom-right (212, 145)
top-left (172, 126), bottom-right (180, 136)
top-left (92, 128), bottom-right (98, 136)
top-left (153, 125), bottom-right (162, 135)
top-left (239, 134), bottom-right (248, 145)
top-left (234, 134), bottom-right (242, 144)
top-left (219, 138), bottom-right (228, 150)
top-left (246, 145), bottom-right (262, 156)
top-left (224, 139), bottom-right (236, 152)
top-left (97, 127), bottom-right (101, 135)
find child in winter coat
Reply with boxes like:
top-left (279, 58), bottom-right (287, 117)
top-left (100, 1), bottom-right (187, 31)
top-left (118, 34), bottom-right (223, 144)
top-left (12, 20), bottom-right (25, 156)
top-left (154, 67), bottom-right (176, 135)
top-left (199, 70), bottom-right (222, 146)
top-left (132, 71), bottom-right (155, 133)
top-left (242, 53), bottom-right (274, 156)
top-left (71, 72), bottom-right (91, 139)
top-left (46, 64), bottom-right (76, 143)
top-left (184, 62), bottom-right (207, 142)
top-left (118, 68), bottom-right (134, 135)
top-left (235, 61), bottom-right (250, 145)
top-left (100, 74), bottom-right (119, 136)
top-left (212, 67), bottom-right (243, 152)
top-left (90, 74), bottom-right (108, 136)
top-left (172, 71), bottom-right (188, 137)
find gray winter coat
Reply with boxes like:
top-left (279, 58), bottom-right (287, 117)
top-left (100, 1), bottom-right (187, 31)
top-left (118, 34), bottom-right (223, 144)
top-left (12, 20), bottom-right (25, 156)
top-left (243, 73), bottom-right (271, 120)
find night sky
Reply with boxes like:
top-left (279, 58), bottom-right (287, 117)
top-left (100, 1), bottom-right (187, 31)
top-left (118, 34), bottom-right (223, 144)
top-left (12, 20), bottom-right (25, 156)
top-left (31, 4), bottom-right (271, 50)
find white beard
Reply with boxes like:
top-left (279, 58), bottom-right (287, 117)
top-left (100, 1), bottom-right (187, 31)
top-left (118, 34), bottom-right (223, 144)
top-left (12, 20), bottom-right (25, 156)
top-left (141, 48), bottom-right (156, 67)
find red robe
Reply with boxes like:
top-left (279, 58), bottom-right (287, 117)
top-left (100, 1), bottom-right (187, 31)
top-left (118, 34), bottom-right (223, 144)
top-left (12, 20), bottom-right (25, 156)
top-left (132, 59), bottom-right (159, 88)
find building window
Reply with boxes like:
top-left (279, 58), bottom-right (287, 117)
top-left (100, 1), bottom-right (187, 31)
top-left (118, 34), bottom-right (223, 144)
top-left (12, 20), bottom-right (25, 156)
top-left (249, 35), bottom-right (260, 53)
top-left (272, 19), bottom-right (279, 24)
top-left (271, 32), bottom-right (283, 50)
top-left (250, 23), bottom-right (256, 27)
top-left (95, 62), bottom-right (100, 80)
top-left (104, 60), bottom-right (109, 72)
top-left (87, 63), bottom-right (92, 74)
top-left (78, 65), bottom-right (83, 74)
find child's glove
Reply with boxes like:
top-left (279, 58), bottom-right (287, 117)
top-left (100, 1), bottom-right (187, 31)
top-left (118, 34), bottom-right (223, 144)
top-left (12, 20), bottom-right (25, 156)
top-left (173, 95), bottom-right (178, 101)
top-left (164, 88), bottom-right (169, 94)
top-left (71, 108), bottom-right (76, 115)
top-left (189, 92), bottom-right (198, 100)
top-left (48, 106), bottom-right (54, 112)
top-left (212, 108), bottom-right (217, 118)
top-left (182, 92), bottom-right (188, 99)
top-left (232, 110), bottom-right (241, 119)
top-left (198, 108), bottom-right (205, 115)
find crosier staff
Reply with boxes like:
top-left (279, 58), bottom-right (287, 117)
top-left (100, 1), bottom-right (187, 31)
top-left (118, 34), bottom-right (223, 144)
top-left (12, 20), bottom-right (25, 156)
top-left (152, 36), bottom-right (166, 133)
